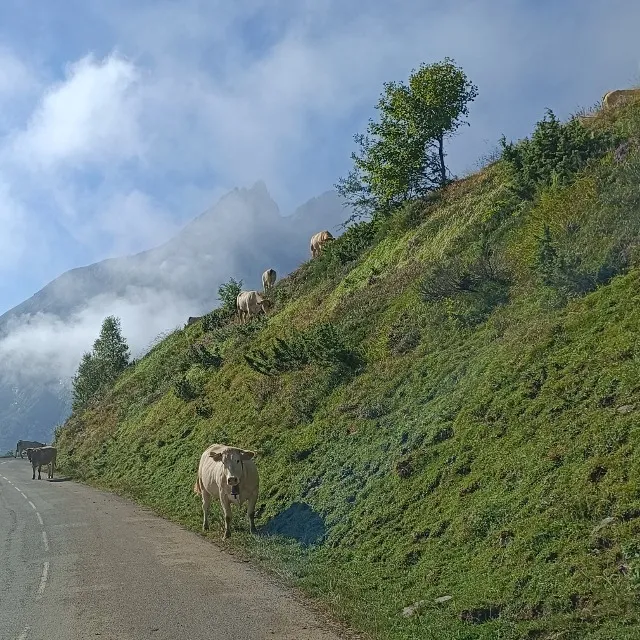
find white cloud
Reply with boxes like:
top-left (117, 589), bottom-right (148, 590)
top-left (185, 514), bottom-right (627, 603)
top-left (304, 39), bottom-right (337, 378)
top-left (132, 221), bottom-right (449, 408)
top-left (34, 181), bottom-right (183, 257)
top-left (0, 287), bottom-right (192, 384)
top-left (4, 0), bottom-right (640, 269)
top-left (12, 53), bottom-right (142, 170)
top-left (90, 190), bottom-right (180, 256)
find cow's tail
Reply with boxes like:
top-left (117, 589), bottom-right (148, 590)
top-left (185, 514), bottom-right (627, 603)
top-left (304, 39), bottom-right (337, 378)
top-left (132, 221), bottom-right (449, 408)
top-left (193, 475), bottom-right (202, 496)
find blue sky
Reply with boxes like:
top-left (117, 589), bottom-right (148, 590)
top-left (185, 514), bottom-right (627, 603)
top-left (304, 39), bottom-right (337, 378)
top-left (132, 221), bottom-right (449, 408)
top-left (0, 0), bottom-right (638, 316)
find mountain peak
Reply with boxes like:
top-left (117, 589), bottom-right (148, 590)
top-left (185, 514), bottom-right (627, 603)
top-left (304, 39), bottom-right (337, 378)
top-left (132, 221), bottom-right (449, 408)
top-left (249, 180), bottom-right (270, 196)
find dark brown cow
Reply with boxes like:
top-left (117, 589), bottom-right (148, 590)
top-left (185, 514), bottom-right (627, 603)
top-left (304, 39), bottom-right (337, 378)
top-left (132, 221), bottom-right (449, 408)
top-left (16, 439), bottom-right (45, 458)
top-left (27, 446), bottom-right (57, 480)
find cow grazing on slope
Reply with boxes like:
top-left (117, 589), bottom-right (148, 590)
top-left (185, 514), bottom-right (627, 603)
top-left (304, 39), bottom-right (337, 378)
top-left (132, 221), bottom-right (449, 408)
top-left (186, 316), bottom-right (202, 326)
top-left (193, 444), bottom-right (259, 539)
top-left (262, 268), bottom-right (276, 292)
top-left (236, 290), bottom-right (272, 324)
top-left (310, 230), bottom-right (334, 258)
top-left (15, 440), bottom-right (45, 459)
top-left (27, 446), bottom-right (57, 480)
top-left (602, 88), bottom-right (640, 110)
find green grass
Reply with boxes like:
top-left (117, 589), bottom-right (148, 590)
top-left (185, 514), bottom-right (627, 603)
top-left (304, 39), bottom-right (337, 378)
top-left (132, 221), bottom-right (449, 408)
top-left (55, 100), bottom-right (640, 639)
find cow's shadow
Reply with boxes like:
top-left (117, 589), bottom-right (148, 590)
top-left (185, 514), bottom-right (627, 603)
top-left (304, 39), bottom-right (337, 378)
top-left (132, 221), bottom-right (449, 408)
top-left (47, 477), bottom-right (72, 483)
top-left (262, 501), bottom-right (326, 546)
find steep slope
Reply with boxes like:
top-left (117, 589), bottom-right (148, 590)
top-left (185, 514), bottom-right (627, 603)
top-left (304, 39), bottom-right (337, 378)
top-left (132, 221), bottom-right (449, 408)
top-left (56, 99), bottom-right (640, 639)
top-left (0, 185), bottom-right (347, 450)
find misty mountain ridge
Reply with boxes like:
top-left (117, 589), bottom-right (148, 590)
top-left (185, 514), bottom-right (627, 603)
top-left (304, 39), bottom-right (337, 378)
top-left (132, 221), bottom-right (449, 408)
top-left (0, 182), bottom-right (346, 327)
top-left (0, 182), bottom-right (349, 450)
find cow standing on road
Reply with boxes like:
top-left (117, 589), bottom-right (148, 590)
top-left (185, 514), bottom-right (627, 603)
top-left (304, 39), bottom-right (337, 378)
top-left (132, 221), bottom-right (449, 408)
top-left (27, 446), bottom-right (57, 480)
top-left (194, 444), bottom-right (259, 540)
top-left (16, 440), bottom-right (45, 459)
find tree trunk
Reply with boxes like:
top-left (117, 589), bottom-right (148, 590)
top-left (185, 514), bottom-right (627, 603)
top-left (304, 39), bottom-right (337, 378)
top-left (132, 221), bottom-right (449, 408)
top-left (438, 135), bottom-right (446, 186)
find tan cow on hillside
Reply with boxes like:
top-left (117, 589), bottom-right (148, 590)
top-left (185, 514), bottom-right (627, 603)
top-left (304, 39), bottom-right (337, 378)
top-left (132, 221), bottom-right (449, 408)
top-left (262, 268), bottom-right (276, 292)
top-left (27, 446), bottom-right (57, 480)
top-left (194, 444), bottom-right (259, 539)
top-left (236, 290), bottom-right (272, 324)
top-left (310, 230), bottom-right (334, 258)
top-left (602, 88), bottom-right (640, 110)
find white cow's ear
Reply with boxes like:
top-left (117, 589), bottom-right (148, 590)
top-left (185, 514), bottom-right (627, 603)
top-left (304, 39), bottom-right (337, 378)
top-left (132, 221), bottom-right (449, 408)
top-left (209, 452), bottom-right (223, 461)
top-left (241, 450), bottom-right (256, 460)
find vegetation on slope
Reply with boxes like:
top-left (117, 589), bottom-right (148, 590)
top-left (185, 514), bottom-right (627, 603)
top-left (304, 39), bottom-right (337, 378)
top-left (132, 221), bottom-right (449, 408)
top-left (72, 315), bottom-right (131, 411)
top-left (54, 80), bottom-right (640, 639)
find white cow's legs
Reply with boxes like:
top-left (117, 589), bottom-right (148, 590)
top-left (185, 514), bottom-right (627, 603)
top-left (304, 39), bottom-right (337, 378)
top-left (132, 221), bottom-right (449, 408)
top-left (201, 489), bottom-right (212, 531)
top-left (246, 493), bottom-right (258, 534)
top-left (220, 496), bottom-right (232, 540)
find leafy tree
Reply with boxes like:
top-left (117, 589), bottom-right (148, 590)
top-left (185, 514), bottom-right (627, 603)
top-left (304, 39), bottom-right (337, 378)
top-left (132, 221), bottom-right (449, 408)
top-left (337, 58), bottom-right (478, 219)
top-left (217, 277), bottom-right (243, 313)
top-left (92, 315), bottom-right (130, 382)
top-left (71, 352), bottom-right (102, 411)
top-left (71, 315), bottom-right (130, 411)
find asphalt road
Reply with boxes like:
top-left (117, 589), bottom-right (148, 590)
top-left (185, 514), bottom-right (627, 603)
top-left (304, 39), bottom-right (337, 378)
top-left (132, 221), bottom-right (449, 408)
top-left (0, 458), bottom-right (345, 640)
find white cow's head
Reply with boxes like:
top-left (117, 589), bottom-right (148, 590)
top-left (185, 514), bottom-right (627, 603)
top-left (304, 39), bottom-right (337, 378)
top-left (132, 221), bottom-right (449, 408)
top-left (260, 298), bottom-right (273, 314)
top-left (210, 447), bottom-right (256, 486)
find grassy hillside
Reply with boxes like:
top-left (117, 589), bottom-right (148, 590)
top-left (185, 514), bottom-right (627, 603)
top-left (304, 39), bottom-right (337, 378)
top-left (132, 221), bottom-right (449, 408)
top-left (55, 98), bottom-right (640, 639)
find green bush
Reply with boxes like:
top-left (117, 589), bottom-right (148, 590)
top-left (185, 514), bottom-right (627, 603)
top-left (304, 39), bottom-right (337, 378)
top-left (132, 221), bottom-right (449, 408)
top-left (217, 277), bottom-right (243, 314)
top-left (420, 246), bottom-right (511, 326)
top-left (535, 224), bottom-right (629, 299)
top-left (173, 376), bottom-right (199, 401)
top-left (245, 323), bottom-right (363, 377)
top-left (188, 343), bottom-right (222, 370)
top-left (421, 250), bottom-right (510, 303)
top-left (500, 109), bottom-right (615, 198)
top-left (202, 308), bottom-right (233, 332)
top-left (387, 313), bottom-right (421, 355)
top-left (328, 221), bottom-right (378, 265)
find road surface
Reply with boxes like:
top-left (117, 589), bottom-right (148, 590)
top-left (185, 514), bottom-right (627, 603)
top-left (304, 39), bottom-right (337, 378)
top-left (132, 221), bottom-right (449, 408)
top-left (0, 458), bottom-right (345, 640)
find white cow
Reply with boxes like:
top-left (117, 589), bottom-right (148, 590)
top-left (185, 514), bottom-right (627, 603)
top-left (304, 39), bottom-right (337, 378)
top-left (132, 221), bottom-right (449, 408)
top-left (602, 88), bottom-right (640, 110)
top-left (310, 230), bottom-right (334, 258)
top-left (262, 268), bottom-right (276, 292)
top-left (236, 290), bottom-right (272, 324)
top-left (193, 444), bottom-right (259, 539)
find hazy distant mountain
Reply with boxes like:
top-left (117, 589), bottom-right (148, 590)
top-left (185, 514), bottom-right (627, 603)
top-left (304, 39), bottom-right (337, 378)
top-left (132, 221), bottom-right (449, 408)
top-left (0, 183), bottom-right (348, 451)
